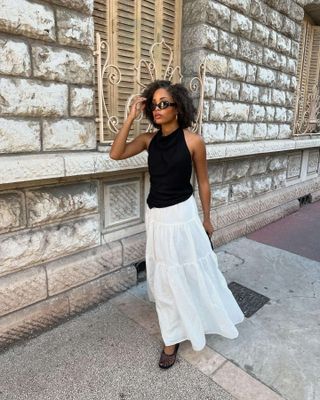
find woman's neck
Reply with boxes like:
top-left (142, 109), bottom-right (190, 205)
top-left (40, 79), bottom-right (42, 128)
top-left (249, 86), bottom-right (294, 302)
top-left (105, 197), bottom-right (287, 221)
top-left (161, 122), bottom-right (179, 136)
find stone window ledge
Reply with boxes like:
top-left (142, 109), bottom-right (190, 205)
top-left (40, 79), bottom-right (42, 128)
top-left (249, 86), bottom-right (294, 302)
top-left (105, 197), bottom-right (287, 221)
top-left (1, 138), bottom-right (320, 186)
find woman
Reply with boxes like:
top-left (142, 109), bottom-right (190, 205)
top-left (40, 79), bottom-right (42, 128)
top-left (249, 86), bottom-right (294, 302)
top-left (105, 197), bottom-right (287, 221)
top-left (110, 80), bottom-right (244, 369)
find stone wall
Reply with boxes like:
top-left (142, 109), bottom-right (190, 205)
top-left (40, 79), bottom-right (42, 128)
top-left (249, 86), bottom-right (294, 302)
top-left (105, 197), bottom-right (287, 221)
top-left (0, 0), bottom-right (96, 153)
top-left (182, 0), bottom-right (304, 143)
top-left (0, 0), bottom-right (141, 348)
top-left (0, 178), bottom-right (143, 347)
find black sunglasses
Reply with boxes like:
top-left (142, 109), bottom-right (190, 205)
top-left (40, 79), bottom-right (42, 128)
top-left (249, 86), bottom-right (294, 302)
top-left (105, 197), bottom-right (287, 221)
top-left (151, 101), bottom-right (176, 111)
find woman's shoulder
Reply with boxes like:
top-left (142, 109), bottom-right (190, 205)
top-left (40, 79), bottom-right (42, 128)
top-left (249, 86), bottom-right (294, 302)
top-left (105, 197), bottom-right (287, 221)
top-left (183, 129), bottom-right (204, 145)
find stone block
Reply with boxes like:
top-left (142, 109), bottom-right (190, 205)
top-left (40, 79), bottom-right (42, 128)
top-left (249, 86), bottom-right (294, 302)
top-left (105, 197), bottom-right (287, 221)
top-left (70, 87), bottom-right (94, 117)
top-left (0, 154), bottom-right (65, 185)
top-left (287, 153), bottom-right (302, 179)
top-left (104, 177), bottom-right (143, 230)
top-left (0, 0), bottom-right (55, 41)
top-left (277, 72), bottom-right (291, 90)
top-left (0, 78), bottom-right (67, 117)
top-left (225, 160), bottom-right (250, 181)
top-left (282, 17), bottom-right (298, 39)
top-left (238, 38), bottom-right (263, 64)
top-left (203, 101), bottom-right (210, 122)
top-left (286, 109), bottom-right (294, 123)
top-left (32, 46), bottom-right (93, 85)
top-left (183, 0), bottom-right (207, 24)
top-left (50, 0), bottom-right (93, 14)
top-left (250, 0), bottom-right (267, 24)
top-left (0, 296), bottom-right (69, 348)
top-left (211, 185), bottom-right (229, 207)
top-left (228, 59), bottom-right (247, 80)
top-left (265, 106), bottom-right (275, 121)
top-left (285, 91), bottom-right (294, 107)
top-left (68, 266), bottom-right (137, 315)
top-left (269, 155), bottom-right (288, 171)
top-left (230, 11), bottom-right (253, 39)
top-left (26, 182), bottom-right (98, 226)
top-left (0, 216), bottom-right (100, 276)
top-left (219, 0), bottom-right (251, 14)
top-left (253, 123), bottom-right (267, 139)
top-left (238, 199), bottom-right (261, 225)
top-left (273, 171), bottom-right (287, 189)
top-left (307, 150), bottom-right (319, 174)
top-left (43, 119), bottom-right (96, 151)
top-left (46, 241), bottom-right (122, 296)
top-left (207, 1), bottom-right (231, 30)
top-left (183, 24), bottom-right (218, 51)
top-left (272, 89), bottom-right (286, 106)
top-left (216, 79), bottom-right (240, 101)
top-left (266, 8), bottom-right (283, 31)
top-left (0, 267), bottom-right (47, 316)
top-left (240, 83), bottom-right (259, 103)
top-left (57, 9), bottom-right (94, 48)
top-left (251, 22), bottom-right (270, 45)
top-left (216, 203), bottom-right (239, 228)
top-left (266, 124), bottom-right (279, 139)
top-left (206, 53), bottom-right (228, 77)
top-left (263, 48), bottom-right (282, 69)
top-left (287, 2), bottom-right (304, 23)
top-left (0, 118), bottom-right (41, 153)
top-left (208, 163), bottom-right (224, 184)
top-left (286, 57), bottom-right (297, 75)
top-left (259, 87), bottom-right (273, 105)
top-left (252, 176), bottom-right (272, 195)
top-left (0, 191), bottom-right (25, 234)
top-left (0, 38), bottom-right (31, 76)
top-left (249, 157), bottom-right (268, 175)
top-left (213, 221), bottom-right (247, 247)
top-left (225, 123), bottom-right (238, 141)
top-left (256, 67), bottom-right (276, 86)
top-left (121, 232), bottom-right (146, 266)
top-left (210, 101), bottom-right (250, 122)
top-left (276, 33), bottom-right (291, 55)
top-left (219, 31), bottom-right (238, 56)
top-left (290, 76), bottom-right (297, 91)
top-left (246, 64), bottom-right (257, 83)
top-left (274, 107), bottom-right (287, 122)
top-left (183, 51), bottom-right (206, 75)
top-left (237, 123), bottom-right (254, 141)
top-left (204, 77), bottom-right (216, 98)
top-left (249, 105), bottom-right (266, 122)
top-left (269, 30), bottom-right (278, 49)
top-left (230, 179), bottom-right (252, 201)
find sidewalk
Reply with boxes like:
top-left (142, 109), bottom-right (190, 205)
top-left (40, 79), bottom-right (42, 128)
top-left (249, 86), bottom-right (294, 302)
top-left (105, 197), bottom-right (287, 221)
top-left (0, 202), bottom-right (319, 400)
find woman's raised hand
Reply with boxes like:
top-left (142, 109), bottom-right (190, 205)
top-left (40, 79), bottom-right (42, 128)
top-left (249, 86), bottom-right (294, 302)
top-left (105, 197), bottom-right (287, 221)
top-left (128, 96), bottom-right (146, 120)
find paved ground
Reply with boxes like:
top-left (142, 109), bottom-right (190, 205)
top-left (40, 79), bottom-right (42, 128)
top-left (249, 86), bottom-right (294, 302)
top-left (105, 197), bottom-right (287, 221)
top-left (0, 201), bottom-right (319, 400)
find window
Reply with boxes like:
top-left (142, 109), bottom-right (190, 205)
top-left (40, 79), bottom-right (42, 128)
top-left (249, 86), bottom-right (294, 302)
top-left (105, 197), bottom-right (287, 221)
top-left (294, 14), bottom-right (320, 135)
top-left (93, 0), bottom-right (182, 142)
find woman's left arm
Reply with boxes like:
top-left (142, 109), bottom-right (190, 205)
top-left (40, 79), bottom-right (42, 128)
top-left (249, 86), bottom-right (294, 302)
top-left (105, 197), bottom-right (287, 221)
top-left (191, 135), bottom-right (214, 236)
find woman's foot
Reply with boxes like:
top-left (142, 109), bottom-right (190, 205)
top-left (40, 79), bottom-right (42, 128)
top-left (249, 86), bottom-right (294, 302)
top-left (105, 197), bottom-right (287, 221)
top-left (159, 343), bottom-right (180, 369)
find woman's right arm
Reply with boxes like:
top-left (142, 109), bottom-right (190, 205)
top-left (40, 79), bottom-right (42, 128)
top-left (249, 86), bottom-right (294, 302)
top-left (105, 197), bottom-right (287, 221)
top-left (110, 96), bottom-right (147, 160)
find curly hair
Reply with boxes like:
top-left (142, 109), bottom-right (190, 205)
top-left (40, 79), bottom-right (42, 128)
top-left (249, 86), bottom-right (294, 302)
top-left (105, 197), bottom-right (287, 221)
top-left (141, 80), bottom-right (196, 129)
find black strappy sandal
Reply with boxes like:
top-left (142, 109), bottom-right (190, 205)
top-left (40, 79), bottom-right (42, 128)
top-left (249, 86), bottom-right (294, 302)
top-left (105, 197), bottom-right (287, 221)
top-left (159, 343), bottom-right (180, 369)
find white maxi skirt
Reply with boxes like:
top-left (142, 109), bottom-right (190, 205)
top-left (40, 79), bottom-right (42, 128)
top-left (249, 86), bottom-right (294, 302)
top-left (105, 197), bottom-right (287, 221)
top-left (145, 195), bottom-right (244, 351)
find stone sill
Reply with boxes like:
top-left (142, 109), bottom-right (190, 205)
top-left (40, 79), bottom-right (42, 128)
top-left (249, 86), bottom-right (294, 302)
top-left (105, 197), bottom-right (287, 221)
top-left (1, 138), bottom-right (320, 186)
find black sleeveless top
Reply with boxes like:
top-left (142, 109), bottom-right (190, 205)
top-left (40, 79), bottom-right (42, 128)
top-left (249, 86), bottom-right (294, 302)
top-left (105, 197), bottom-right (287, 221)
top-left (147, 127), bottom-right (193, 208)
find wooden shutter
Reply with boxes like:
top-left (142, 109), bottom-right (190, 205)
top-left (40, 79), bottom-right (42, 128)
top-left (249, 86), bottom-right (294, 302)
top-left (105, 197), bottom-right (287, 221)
top-left (93, 0), bottom-right (182, 142)
top-left (294, 16), bottom-right (320, 134)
